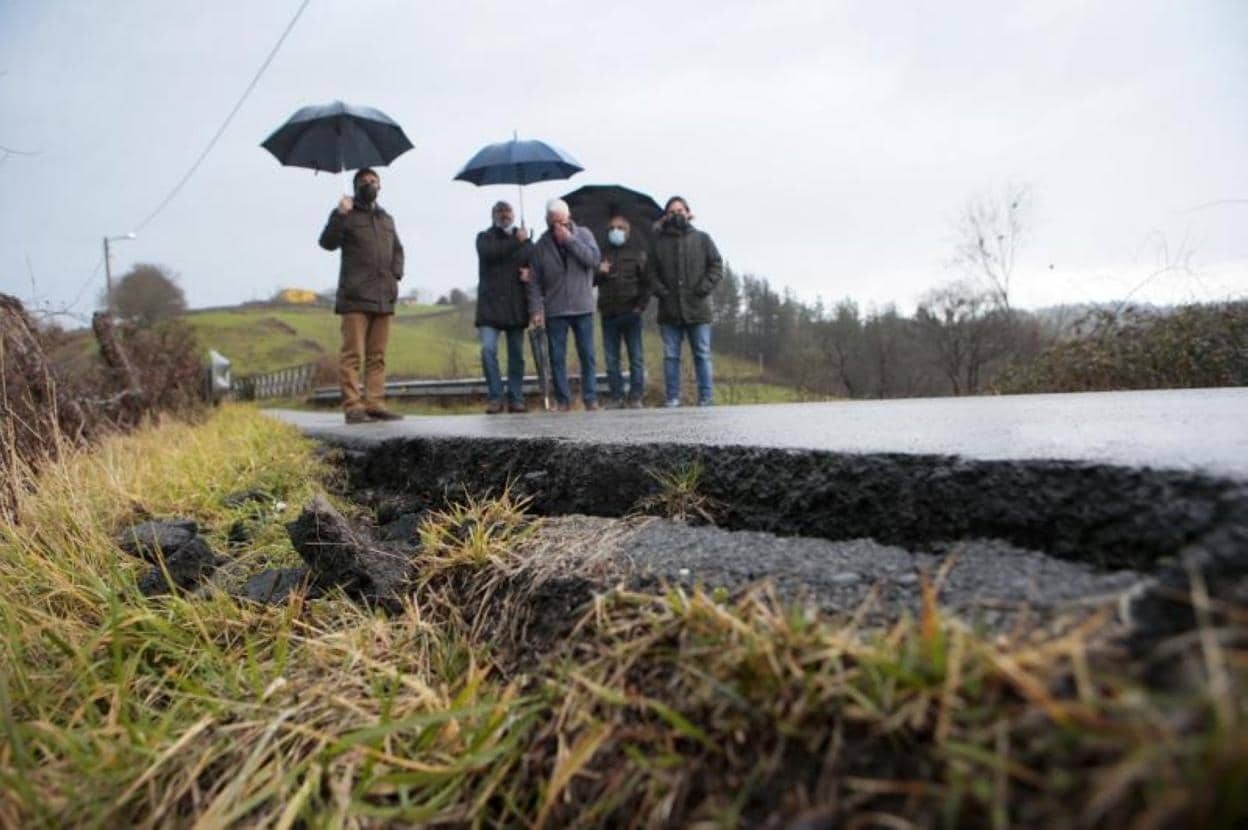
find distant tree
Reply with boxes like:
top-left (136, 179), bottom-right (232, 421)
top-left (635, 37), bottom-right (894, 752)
top-left (107, 263), bottom-right (186, 326)
top-left (448, 287), bottom-right (471, 306)
top-left (817, 299), bottom-right (866, 397)
top-left (712, 265), bottom-right (743, 347)
top-left (435, 294), bottom-right (450, 306)
top-left (951, 184), bottom-right (1031, 314)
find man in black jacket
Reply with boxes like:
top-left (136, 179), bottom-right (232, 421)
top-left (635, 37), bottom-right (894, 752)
top-left (319, 167), bottom-right (405, 424)
top-left (647, 196), bottom-right (723, 406)
top-left (595, 214), bottom-right (650, 407)
top-left (474, 201), bottom-right (532, 413)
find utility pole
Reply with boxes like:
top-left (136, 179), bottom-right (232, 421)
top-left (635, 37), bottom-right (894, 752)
top-left (103, 236), bottom-right (113, 305)
top-left (103, 232), bottom-right (136, 310)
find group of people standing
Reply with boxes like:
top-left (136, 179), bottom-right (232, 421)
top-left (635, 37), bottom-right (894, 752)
top-left (476, 195), bottom-right (724, 413)
top-left (320, 167), bottom-right (723, 423)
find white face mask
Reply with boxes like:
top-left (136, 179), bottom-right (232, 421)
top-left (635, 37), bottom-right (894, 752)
top-left (495, 219), bottom-right (514, 232)
top-left (607, 227), bottom-right (627, 247)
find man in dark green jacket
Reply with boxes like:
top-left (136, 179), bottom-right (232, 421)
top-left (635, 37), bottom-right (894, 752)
top-left (319, 168), bottom-right (405, 423)
top-left (595, 214), bottom-right (650, 407)
top-left (647, 196), bottom-right (723, 406)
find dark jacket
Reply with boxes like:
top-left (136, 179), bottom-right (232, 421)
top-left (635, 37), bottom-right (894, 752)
top-left (319, 204), bottom-right (404, 315)
top-left (647, 223), bottom-right (723, 325)
top-left (594, 241), bottom-right (650, 318)
top-left (475, 226), bottom-right (532, 329)
top-left (525, 222), bottom-right (601, 318)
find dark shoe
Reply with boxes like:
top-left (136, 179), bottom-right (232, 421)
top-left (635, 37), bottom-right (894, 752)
top-left (555, 402), bottom-right (571, 412)
top-left (628, 398), bottom-right (645, 409)
top-left (584, 400), bottom-right (601, 411)
top-left (345, 408), bottom-right (370, 425)
top-left (604, 398), bottom-right (626, 410)
top-left (485, 400), bottom-right (504, 415)
top-left (507, 401), bottom-right (528, 413)
top-left (366, 408), bottom-right (404, 421)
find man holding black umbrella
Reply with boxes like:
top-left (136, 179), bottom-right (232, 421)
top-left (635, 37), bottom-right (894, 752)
top-left (475, 200), bottom-right (532, 413)
top-left (525, 198), bottom-right (602, 411)
top-left (319, 168), bottom-right (406, 424)
top-left (596, 214), bottom-right (651, 408)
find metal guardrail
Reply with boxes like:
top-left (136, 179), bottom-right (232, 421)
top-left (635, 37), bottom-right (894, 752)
top-left (310, 373), bottom-right (614, 404)
top-left (235, 363), bottom-right (319, 401)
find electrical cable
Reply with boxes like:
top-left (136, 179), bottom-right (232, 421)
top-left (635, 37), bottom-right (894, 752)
top-left (130, 0), bottom-right (312, 233)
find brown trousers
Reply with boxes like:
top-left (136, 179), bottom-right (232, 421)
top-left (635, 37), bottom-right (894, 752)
top-left (339, 312), bottom-right (392, 411)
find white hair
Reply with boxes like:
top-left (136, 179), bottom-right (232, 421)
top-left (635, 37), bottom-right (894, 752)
top-left (545, 198), bottom-right (570, 218)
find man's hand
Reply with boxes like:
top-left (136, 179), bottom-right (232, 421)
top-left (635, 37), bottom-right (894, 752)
top-left (598, 259), bottom-right (612, 275)
top-left (553, 222), bottom-right (572, 245)
top-left (337, 196), bottom-right (354, 215)
top-left (515, 226), bottom-right (530, 243)
top-left (530, 312), bottom-right (544, 328)
top-left (519, 267), bottom-right (532, 284)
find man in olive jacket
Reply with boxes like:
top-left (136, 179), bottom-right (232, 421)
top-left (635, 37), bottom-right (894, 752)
top-left (595, 214), bottom-right (650, 407)
top-left (647, 195), bottom-right (723, 406)
top-left (318, 167), bottom-right (405, 423)
top-left (475, 200), bottom-right (532, 413)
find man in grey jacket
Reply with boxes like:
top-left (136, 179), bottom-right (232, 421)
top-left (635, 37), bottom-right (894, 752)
top-left (525, 198), bottom-right (602, 411)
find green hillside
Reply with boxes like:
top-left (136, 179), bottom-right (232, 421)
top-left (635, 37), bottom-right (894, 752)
top-left (186, 302), bottom-right (812, 404)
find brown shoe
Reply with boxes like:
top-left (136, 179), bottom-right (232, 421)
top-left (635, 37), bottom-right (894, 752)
top-left (365, 408), bottom-right (403, 421)
top-left (345, 408), bottom-right (370, 425)
top-left (507, 401), bottom-right (528, 413)
top-left (555, 402), bottom-right (571, 412)
top-left (627, 398), bottom-right (645, 409)
top-left (485, 400), bottom-right (504, 414)
top-left (583, 400), bottom-right (601, 411)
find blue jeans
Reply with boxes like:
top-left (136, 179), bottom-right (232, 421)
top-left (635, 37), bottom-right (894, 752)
top-left (660, 323), bottom-right (713, 405)
top-left (479, 326), bottom-right (526, 405)
top-left (546, 313), bottom-right (597, 405)
top-left (601, 311), bottom-right (645, 402)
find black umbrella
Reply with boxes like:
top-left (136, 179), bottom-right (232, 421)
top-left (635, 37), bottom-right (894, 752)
top-left (562, 184), bottom-right (663, 245)
top-left (454, 132), bottom-right (583, 224)
top-left (261, 100), bottom-right (413, 175)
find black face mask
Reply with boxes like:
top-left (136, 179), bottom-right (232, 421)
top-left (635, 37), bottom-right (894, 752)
top-left (667, 213), bottom-right (689, 231)
top-left (355, 183), bottom-right (379, 204)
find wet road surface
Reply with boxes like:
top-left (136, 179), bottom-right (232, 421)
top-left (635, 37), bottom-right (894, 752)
top-left (270, 387), bottom-right (1248, 478)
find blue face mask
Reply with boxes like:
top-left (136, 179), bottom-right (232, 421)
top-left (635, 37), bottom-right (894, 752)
top-left (607, 228), bottom-right (627, 247)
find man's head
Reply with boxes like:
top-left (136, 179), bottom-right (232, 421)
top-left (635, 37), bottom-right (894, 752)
top-left (353, 168), bottom-right (381, 205)
top-left (663, 196), bottom-right (692, 231)
top-left (607, 214), bottom-right (630, 246)
top-left (545, 198), bottom-right (571, 231)
top-left (492, 200), bottom-right (514, 230)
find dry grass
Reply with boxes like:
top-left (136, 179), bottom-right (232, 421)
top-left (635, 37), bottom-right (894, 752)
top-left (0, 406), bottom-right (1244, 827)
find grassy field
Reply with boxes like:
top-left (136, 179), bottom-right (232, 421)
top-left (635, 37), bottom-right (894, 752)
top-left (184, 302), bottom-right (814, 404)
top-left (1, 407), bottom-right (1242, 827)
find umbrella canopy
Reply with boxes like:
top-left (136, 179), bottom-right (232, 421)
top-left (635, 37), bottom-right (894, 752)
top-left (261, 100), bottom-right (413, 173)
top-left (453, 137), bottom-right (583, 186)
top-left (562, 184), bottom-right (663, 243)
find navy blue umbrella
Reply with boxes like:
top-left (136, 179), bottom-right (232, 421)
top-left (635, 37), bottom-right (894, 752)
top-left (454, 133), bottom-right (583, 224)
top-left (261, 100), bottom-right (413, 175)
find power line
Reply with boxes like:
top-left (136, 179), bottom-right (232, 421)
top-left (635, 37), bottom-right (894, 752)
top-left (67, 254), bottom-right (107, 312)
top-left (131, 0), bottom-right (312, 233)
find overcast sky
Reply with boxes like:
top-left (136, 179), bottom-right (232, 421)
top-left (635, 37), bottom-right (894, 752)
top-left (1, 0), bottom-right (1245, 322)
